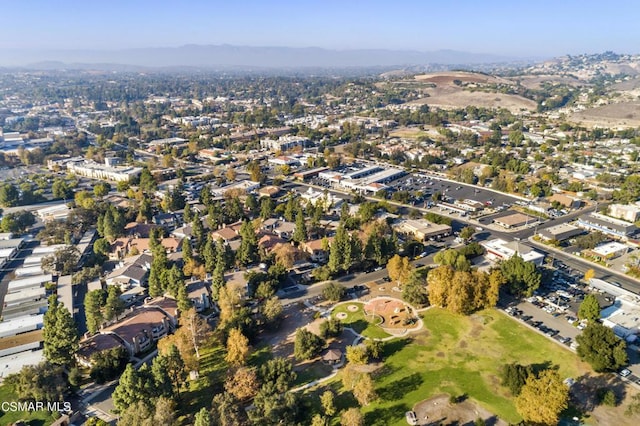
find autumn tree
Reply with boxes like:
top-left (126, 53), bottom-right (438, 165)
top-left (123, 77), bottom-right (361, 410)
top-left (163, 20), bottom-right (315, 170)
top-left (341, 408), bottom-right (364, 426)
top-left (261, 296), bottom-right (283, 325)
top-left (224, 366), bottom-right (260, 401)
top-left (583, 268), bottom-right (596, 282)
top-left (515, 369), bottom-right (569, 425)
top-left (353, 373), bottom-right (377, 406)
top-left (272, 243), bottom-right (298, 269)
top-left (320, 390), bottom-right (337, 416)
top-left (386, 254), bottom-right (413, 286)
top-left (226, 328), bottom-right (250, 366)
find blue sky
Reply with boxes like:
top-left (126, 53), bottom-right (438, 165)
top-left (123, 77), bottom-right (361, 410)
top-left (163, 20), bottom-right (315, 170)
top-left (3, 0), bottom-right (638, 56)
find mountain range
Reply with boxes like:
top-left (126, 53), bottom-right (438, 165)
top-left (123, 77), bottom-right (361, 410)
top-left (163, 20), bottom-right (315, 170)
top-left (0, 44), bottom-right (532, 70)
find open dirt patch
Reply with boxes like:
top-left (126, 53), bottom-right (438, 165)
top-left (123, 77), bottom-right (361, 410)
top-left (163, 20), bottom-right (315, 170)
top-left (413, 394), bottom-right (508, 426)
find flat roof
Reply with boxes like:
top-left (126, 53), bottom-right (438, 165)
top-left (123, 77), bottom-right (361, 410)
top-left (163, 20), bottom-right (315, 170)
top-left (0, 349), bottom-right (44, 379)
top-left (591, 242), bottom-right (628, 256)
top-left (0, 314), bottom-right (44, 338)
top-left (539, 223), bottom-right (583, 241)
top-left (494, 213), bottom-right (535, 227)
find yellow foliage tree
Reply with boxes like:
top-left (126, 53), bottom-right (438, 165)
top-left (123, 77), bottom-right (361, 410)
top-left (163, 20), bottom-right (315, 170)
top-left (225, 328), bottom-right (250, 366)
top-left (386, 254), bottom-right (413, 286)
top-left (515, 369), bottom-right (568, 425)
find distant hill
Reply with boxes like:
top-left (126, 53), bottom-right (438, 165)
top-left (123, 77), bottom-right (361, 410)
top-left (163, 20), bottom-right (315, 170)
top-left (0, 44), bottom-right (522, 70)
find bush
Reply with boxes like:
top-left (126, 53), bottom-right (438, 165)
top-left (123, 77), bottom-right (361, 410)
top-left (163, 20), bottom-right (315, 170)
top-left (319, 317), bottom-right (343, 339)
top-left (597, 388), bottom-right (617, 406)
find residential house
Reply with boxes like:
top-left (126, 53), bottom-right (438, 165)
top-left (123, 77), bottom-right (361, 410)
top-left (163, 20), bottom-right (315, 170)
top-left (300, 237), bottom-right (333, 263)
top-left (105, 254), bottom-right (152, 289)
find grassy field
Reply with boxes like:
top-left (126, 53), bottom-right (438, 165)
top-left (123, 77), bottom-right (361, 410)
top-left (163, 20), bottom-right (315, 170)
top-left (311, 308), bottom-right (592, 425)
top-left (0, 383), bottom-right (58, 425)
top-left (332, 303), bottom-right (391, 340)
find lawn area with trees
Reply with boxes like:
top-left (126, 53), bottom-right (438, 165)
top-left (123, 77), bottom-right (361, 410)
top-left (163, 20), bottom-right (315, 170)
top-left (308, 308), bottom-right (594, 425)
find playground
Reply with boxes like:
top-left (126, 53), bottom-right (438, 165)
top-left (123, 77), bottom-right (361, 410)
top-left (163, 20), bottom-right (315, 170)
top-left (364, 297), bottom-right (418, 329)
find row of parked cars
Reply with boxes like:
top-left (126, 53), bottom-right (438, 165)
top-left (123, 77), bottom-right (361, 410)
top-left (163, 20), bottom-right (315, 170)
top-left (505, 306), bottom-right (573, 346)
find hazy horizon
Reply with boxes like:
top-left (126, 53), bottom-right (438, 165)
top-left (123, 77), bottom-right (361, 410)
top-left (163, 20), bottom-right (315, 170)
top-left (3, 0), bottom-right (639, 60)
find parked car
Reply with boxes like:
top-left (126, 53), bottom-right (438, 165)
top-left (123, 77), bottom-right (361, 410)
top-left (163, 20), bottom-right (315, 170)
top-left (405, 411), bottom-right (418, 425)
top-left (620, 369), bottom-right (632, 378)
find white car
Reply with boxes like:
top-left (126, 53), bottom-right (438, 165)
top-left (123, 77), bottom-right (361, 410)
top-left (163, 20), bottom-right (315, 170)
top-left (405, 411), bottom-right (418, 425)
top-left (620, 369), bottom-right (632, 378)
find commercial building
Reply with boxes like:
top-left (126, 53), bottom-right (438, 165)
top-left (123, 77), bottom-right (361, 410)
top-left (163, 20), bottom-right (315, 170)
top-left (493, 213), bottom-right (537, 229)
top-left (608, 204), bottom-right (640, 223)
top-left (586, 241), bottom-right (629, 260)
top-left (601, 296), bottom-right (640, 338)
top-left (51, 157), bottom-right (143, 182)
top-left (260, 135), bottom-right (310, 152)
top-left (577, 212), bottom-right (638, 240)
top-left (393, 219), bottom-right (452, 242)
top-left (481, 238), bottom-right (545, 266)
top-left (537, 223), bottom-right (584, 242)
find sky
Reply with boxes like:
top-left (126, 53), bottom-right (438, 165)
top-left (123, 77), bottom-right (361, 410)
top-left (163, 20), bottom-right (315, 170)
top-left (2, 0), bottom-right (638, 57)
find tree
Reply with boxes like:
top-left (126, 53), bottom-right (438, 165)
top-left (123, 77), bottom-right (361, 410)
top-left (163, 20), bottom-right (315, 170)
top-left (459, 226), bottom-right (476, 241)
top-left (353, 373), bottom-right (376, 406)
top-left (117, 400), bottom-right (152, 426)
top-left (260, 196), bottom-right (275, 219)
top-left (89, 346), bottom-right (129, 383)
top-left (292, 209), bottom-right (308, 243)
top-left (386, 254), bottom-right (413, 286)
top-left (500, 254), bottom-right (541, 296)
top-left (311, 414), bottom-right (328, 426)
top-left (93, 238), bottom-right (110, 257)
top-left (578, 294), bottom-right (601, 321)
top-left (320, 390), bottom-right (337, 416)
top-left (0, 210), bottom-right (35, 233)
top-left (194, 407), bottom-right (213, 426)
top-left (112, 364), bottom-right (152, 413)
top-left (434, 249), bottom-right (471, 272)
top-left (237, 221), bottom-right (258, 265)
top-left (294, 328), bottom-right (325, 360)
top-left (52, 178), bottom-right (73, 200)
top-left (272, 243), bottom-right (298, 269)
top-left (226, 328), bottom-right (250, 366)
top-left (41, 246), bottom-right (80, 275)
top-left (84, 288), bottom-right (106, 334)
top-left (499, 363), bottom-right (533, 396)
top-left (43, 295), bottom-right (78, 365)
top-left (346, 345), bottom-right (369, 365)
top-left (139, 167), bottom-right (157, 193)
top-left (104, 285), bottom-right (125, 321)
top-left (261, 296), bottom-right (283, 324)
top-left (93, 181), bottom-right (111, 197)
top-left (319, 317), bottom-right (343, 339)
top-left (625, 393), bottom-right (640, 417)
top-left (225, 366), bottom-right (260, 401)
top-left (577, 322), bottom-right (628, 372)
top-left (152, 397), bottom-right (176, 426)
top-left (583, 268), bottom-right (596, 282)
top-left (341, 408), bottom-right (364, 426)
top-left (155, 344), bottom-right (187, 398)
top-left (322, 282), bottom-right (345, 301)
top-left (259, 357), bottom-right (296, 393)
top-left (402, 270), bottom-right (429, 306)
top-left (515, 369), bottom-right (569, 425)
top-left (5, 362), bottom-right (67, 402)
top-left (0, 183), bottom-right (19, 207)
top-left (211, 392), bottom-right (249, 426)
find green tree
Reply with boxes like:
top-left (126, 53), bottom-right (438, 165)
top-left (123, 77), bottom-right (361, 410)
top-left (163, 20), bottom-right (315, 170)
top-left (459, 226), bottom-right (476, 241)
top-left (319, 317), bottom-right (343, 339)
top-left (41, 246), bottom-right (80, 275)
top-left (515, 369), bottom-right (569, 425)
top-left (294, 328), bottom-right (325, 360)
top-left (259, 357), bottom-right (296, 393)
top-left (93, 181), bottom-right (111, 197)
top-left (500, 254), bottom-right (541, 296)
top-left (104, 285), bottom-right (125, 321)
top-left (499, 363), bottom-right (533, 395)
top-left (260, 196), bottom-right (275, 219)
top-left (52, 178), bottom-right (73, 200)
top-left (89, 346), bottom-right (129, 384)
top-left (0, 183), bottom-right (19, 207)
top-left (112, 364), bottom-right (152, 413)
top-left (43, 295), bottom-right (78, 365)
top-left (434, 249), bottom-right (471, 272)
top-left (139, 167), bottom-right (157, 193)
top-left (261, 296), bottom-right (283, 324)
top-left (292, 208), bottom-right (308, 243)
top-left (402, 270), bottom-right (429, 306)
top-left (578, 294), bottom-right (601, 321)
top-left (93, 238), bottom-right (110, 256)
top-left (84, 288), bottom-right (106, 334)
top-left (5, 362), bottom-right (67, 402)
top-left (194, 407), bottom-right (213, 426)
top-left (237, 221), bottom-right (258, 265)
top-left (576, 322), bottom-right (628, 372)
top-left (320, 390), bottom-right (337, 416)
top-left (322, 282), bottom-right (345, 301)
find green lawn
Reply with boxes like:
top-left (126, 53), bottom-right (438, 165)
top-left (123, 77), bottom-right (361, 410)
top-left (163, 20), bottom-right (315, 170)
top-left (332, 303), bottom-right (391, 340)
top-left (0, 383), bottom-right (58, 426)
top-left (313, 308), bottom-right (592, 426)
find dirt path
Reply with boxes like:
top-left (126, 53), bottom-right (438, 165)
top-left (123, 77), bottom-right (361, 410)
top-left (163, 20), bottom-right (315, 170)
top-left (413, 394), bottom-right (508, 426)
